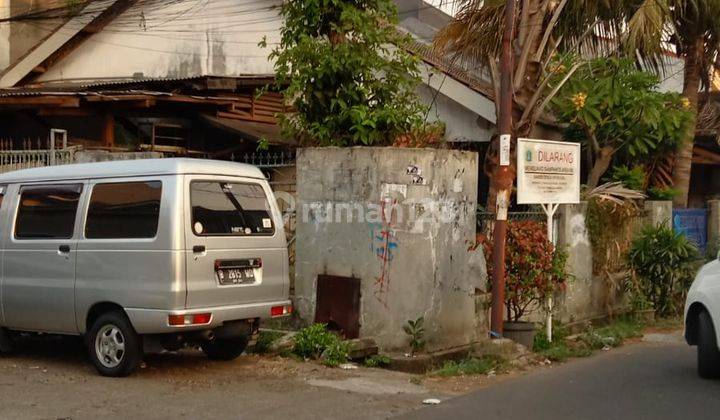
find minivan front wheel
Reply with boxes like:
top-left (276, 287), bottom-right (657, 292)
top-left (87, 311), bottom-right (142, 377)
top-left (201, 336), bottom-right (248, 361)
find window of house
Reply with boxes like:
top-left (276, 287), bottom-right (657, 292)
top-left (85, 181), bottom-right (162, 239)
top-left (15, 184), bottom-right (83, 239)
top-left (191, 181), bottom-right (274, 236)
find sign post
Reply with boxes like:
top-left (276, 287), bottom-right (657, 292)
top-left (516, 138), bottom-right (581, 342)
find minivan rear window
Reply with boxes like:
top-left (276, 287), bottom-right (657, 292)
top-left (191, 181), bottom-right (274, 236)
top-left (85, 181), bottom-right (162, 239)
top-left (16, 184), bottom-right (83, 239)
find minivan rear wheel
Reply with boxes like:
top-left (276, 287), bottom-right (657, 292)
top-left (698, 310), bottom-right (720, 379)
top-left (201, 336), bottom-right (248, 361)
top-left (87, 311), bottom-right (142, 377)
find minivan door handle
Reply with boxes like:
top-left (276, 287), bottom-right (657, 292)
top-left (58, 245), bottom-right (71, 254)
top-left (193, 245), bottom-right (206, 254)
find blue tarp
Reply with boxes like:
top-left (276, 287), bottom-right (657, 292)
top-left (673, 208), bottom-right (708, 254)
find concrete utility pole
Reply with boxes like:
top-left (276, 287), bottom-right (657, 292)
top-left (489, 0), bottom-right (516, 339)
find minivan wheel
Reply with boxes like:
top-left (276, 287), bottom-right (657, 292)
top-left (698, 310), bottom-right (720, 379)
top-left (87, 311), bottom-right (142, 377)
top-left (201, 336), bottom-right (249, 361)
top-left (0, 328), bottom-right (14, 354)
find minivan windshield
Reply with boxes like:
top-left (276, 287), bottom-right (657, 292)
top-left (190, 181), bottom-right (274, 236)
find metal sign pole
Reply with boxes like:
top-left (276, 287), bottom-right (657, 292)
top-left (540, 202), bottom-right (559, 342)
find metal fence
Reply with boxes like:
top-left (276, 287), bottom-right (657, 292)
top-left (477, 207), bottom-right (559, 240)
top-left (0, 146), bottom-right (80, 174)
top-left (239, 151), bottom-right (295, 168)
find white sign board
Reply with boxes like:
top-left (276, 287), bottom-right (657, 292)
top-left (516, 138), bottom-right (580, 204)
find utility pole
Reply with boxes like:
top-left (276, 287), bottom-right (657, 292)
top-left (489, 0), bottom-right (516, 339)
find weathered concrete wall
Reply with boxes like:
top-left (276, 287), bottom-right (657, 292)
top-left (556, 200), bottom-right (674, 324)
top-left (295, 147), bottom-right (485, 351)
top-left (75, 150), bottom-right (163, 163)
top-left (644, 200), bottom-right (673, 228)
top-left (555, 202), bottom-right (609, 323)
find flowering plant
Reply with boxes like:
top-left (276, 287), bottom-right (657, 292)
top-left (479, 221), bottom-right (568, 322)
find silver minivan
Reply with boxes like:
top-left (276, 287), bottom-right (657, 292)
top-left (0, 158), bottom-right (291, 376)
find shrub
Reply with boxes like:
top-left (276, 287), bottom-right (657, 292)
top-left (252, 330), bottom-right (284, 354)
top-left (627, 224), bottom-right (698, 317)
top-left (646, 186), bottom-right (679, 201)
top-left (293, 323), bottom-right (349, 366)
top-left (608, 165), bottom-right (646, 191)
top-left (481, 221), bottom-right (569, 322)
top-left (320, 340), bottom-right (352, 367)
top-left (363, 355), bottom-right (391, 368)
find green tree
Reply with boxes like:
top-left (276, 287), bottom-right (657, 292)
top-left (433, 0), bottom-right (633, 207)
top-left (550, 57), bottom-right (693, 188)
top-left (269, 0), bottom-right (426, 146)
top-left (625, 0), bottom-right (720, 207)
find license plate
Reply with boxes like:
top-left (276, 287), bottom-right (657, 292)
top-left (217, 268), bottom-right (255, 285)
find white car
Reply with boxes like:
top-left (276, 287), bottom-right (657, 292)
top-left (685, 260), bottom-right (720, 378)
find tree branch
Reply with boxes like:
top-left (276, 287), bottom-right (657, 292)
top-left (534, 0), bottom-right (568, 62)
top-left (528, 61), bottom-right (582, 129)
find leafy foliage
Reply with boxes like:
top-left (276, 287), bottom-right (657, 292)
top-left (646, 186), bottom-right (679, 201)
top-left (550, 57), bottom-right (693, 187)
top-left (481, 221), bottom-right (569, 322)
top-left (320, 340), bottom-right (352, 367)
top-left (251, 330), bottom-right (284, 354)
top-left (293, 323), bottom-right (349, 366)
top-left (403, 317), bottom-right (426, 355)
top-left (608, 165), bottom-right (646, 191)
top-left (627, 224), bottom-right (699, 317)
top-left (363, 354), bottom-right (391, 368)
top-left (533, 317), bottom-right (644, 362)
top-left (433, 355), bottom-right (508, 377)
top-left (269, 0), bottom-right (426, 146)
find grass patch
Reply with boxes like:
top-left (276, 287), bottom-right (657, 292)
top-left (648, 317), bottom-right (683, 331)
top-left (433, 355), bottom-right (509, 377)
top-left (251, 330), bottom-right (285, 354)
top-left (533, 317), bottom-right (645, 362)
top-left (363, 355), bottom-right (391, 368)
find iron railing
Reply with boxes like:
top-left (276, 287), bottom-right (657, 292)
top-left (239, 151), bottom-right (295, 168)
top-left (0, 146), bottom-right (80, 173)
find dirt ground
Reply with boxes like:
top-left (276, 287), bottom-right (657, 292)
top-left (0, 336), bottom-right (494, 420)
top-left (0, 327), bottom-right (666, 420)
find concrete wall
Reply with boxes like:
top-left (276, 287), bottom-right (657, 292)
top-left (556, 200), bottom-right (674, 324)
top-left (555, 202), bottom-right (609, 323)
top-left (295, 147), bottom-right (485, 351)
top-left (74, 150), bottom-right (163, 163)
top-left (644, 200), bottom-right (673, 228)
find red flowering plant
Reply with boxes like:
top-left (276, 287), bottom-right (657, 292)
top-left (476, 221), bottom-right (569, 322)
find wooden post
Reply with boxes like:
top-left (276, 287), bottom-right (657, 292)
top-left (103, 113), bottom-right (115, 148)
top-left (490, 0), bottom-right (517, 339)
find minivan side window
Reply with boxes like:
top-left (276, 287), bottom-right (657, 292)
top-left (191, 181), bottom-right (275, 236)
top-left (15, 184), bottom-right (83, 239)
top-left (85, 181), bottom-right (162, 239)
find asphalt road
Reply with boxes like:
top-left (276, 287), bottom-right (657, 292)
top-left (403, 334), bottom-right (720, 420)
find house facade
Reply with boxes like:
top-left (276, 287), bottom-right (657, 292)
top-left (0, 0), bottom-right (497, 151)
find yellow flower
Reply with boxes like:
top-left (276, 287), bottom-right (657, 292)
top-left (571, 92), bottom-right (587, 110)
top-left (551, 63), bottom-right (567, 74)
top-left (681, 97), bottom-right (691, 109)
